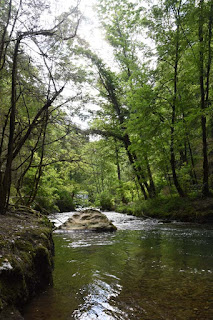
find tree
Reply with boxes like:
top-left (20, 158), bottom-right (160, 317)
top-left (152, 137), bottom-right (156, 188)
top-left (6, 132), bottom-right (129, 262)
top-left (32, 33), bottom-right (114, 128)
top-left (198, 0), bottom-right (213, 196)
top-left (89, 0), bottom-right (213, 199)
top-left (0, 0), bottom-right (81, 213)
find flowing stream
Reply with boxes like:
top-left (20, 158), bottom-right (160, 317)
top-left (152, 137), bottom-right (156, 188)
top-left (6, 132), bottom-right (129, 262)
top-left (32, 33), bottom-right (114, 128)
top-left (23, 212), bottom-right (213, 320)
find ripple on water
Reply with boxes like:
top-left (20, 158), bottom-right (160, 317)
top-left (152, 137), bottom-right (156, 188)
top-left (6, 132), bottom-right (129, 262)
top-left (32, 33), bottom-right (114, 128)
top-left (22, 211), bottom-right (213, 320)
top-left (73, 277), bottom-right (126, 320)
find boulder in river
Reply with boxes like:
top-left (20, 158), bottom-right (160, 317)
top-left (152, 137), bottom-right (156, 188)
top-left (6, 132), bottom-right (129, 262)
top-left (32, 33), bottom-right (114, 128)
top-left (59, 208), bottom-right (117, 232)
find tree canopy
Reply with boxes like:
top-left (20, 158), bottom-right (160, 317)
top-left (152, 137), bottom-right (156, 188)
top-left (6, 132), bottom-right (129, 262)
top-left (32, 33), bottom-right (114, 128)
top-left (0, 0), bottom-right (213, 214)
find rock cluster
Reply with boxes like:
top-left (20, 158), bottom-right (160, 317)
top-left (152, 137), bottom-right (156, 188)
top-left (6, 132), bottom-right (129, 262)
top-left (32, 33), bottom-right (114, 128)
top-left (59, 208), bottom-right (117, 232)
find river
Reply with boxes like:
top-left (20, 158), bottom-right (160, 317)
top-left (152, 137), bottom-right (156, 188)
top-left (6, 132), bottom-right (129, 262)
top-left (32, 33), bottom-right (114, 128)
top-left (23, 211), bottom-right (213, 320)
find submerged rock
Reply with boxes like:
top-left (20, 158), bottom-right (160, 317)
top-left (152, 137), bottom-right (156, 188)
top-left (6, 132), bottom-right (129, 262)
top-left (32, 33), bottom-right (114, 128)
top-left (59, 208), bottom-right (117, 232)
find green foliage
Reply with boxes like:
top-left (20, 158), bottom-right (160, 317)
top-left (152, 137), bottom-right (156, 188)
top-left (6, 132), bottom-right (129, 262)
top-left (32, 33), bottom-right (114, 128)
top-left (1, 0), bottom-right (213, 213)
top-left (55, 190), bottom-right (75, 213)
top-left (116, 195), bottom-right (213, 222)
top-left (88, 0), bottom-right (213, 202)
top-left (0, 0), bottom-right (85, 213)
top-left (100, 191), bottom-right (114, 211)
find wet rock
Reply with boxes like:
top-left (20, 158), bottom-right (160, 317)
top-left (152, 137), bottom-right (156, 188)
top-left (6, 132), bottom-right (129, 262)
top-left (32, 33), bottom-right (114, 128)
top-left (158, 220), bottom-right (172, 224)
top-left (59, 208), bottom-right (117, 232)
top-left (0, 209), bottom-right (54, 318)
top-left (0, 307), bottom-right (24, 320)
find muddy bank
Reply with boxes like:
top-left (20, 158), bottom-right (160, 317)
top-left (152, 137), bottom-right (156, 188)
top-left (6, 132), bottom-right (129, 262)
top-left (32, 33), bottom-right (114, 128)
top-left (0, 206), bottom-right (54, 319)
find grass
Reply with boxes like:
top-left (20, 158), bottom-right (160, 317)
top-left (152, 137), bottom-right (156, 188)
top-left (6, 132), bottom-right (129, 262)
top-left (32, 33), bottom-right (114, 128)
top-left (116, 196), bottom-right (213, 223)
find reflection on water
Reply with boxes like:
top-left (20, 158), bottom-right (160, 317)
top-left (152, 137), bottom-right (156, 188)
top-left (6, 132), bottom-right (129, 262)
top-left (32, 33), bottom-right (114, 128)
top-left (23, 212), bottom-right (213, 319)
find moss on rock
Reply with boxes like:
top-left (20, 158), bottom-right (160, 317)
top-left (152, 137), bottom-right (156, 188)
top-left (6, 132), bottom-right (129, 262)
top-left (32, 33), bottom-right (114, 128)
top-left (0, 207), bottom-right (54, 319)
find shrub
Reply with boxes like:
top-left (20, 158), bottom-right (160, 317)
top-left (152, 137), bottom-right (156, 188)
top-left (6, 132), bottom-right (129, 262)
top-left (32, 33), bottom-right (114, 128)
top-left (55, 190), bottom-right (75, 212)
top-left (100, 192), bottom-right (114, 211)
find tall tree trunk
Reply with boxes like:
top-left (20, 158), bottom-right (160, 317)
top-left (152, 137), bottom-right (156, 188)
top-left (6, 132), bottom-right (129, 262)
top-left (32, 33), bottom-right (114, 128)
top-left (115, 143), bottom-right (121, 181)
top-left (199, 0), bottom-right (212, 196)
top-left (0, 0), bottom-right (12, 69)
top-left (123, 134), bottom-right (148, 199)
top-left (114, 139), bottom-right (128, 203)
top-left (181, 110), bottom-right (198, 185)
top-left (0, 36), bottom-right (21, 214)
top-left (15, 124), bottom-right (44, 202)
top-left (187, 138), bottom-right (198, 185)
top-left (27, 110), bottom-right (48, 205)
top-left (170, 8), bottom-right (185, 197)
top-left (145, 155), bottom-right (156, 198)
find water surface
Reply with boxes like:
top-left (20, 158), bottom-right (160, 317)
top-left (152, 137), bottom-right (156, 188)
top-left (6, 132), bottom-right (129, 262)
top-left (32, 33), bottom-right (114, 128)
top-left (23, 212), bottom-right (213, 319)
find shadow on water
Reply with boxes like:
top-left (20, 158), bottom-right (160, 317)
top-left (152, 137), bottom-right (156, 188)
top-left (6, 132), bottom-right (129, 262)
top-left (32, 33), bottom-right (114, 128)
top-left (23, 212), bottom-right (213, 319)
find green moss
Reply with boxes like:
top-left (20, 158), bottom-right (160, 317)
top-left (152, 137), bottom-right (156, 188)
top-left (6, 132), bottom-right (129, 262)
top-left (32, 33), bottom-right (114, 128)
top-left (14, 239), bottom-right (34, 253)
top-left (0, 210), bottom-right (54, 317)
top-left (0, 258), bottom-right (28, 307)
top-left (0, 298), bottom-right (3, 310)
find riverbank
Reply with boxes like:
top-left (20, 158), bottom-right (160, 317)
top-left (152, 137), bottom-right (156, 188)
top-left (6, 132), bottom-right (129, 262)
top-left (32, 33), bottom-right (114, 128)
top-left (116, 196), bottom-right (213, 223)
top-left (0, 206), bottom-right (54, 320)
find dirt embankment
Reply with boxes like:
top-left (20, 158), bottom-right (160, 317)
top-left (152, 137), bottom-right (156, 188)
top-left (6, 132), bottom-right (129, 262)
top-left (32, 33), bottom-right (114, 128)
top-left (0, 206), bottom-right (54, 320)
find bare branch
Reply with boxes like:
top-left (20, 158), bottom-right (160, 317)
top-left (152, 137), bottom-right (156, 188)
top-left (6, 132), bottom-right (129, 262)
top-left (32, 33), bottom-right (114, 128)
top-left (13, 85), bottom-right (65, 159)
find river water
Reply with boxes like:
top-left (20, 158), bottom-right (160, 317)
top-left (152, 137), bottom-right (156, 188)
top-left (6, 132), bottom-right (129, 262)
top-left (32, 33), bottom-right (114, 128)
top-left (23, 212), bottom-right (213, 320)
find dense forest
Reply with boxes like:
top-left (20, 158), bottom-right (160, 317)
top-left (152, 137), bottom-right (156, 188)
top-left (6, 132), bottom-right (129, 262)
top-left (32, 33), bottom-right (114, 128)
top-left (0, 0), bottom-right (213, 216)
